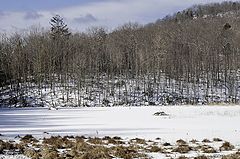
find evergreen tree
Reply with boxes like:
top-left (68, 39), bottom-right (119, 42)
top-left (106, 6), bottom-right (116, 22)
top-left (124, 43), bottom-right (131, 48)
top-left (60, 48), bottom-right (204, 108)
top-left (50, 15), bottom-right (71, 40)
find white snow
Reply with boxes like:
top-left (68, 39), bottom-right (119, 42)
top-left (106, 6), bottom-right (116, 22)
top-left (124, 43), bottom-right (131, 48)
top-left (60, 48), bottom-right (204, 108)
top-left (1, 105), bottom-right (240, 158)
top-left (0, 155), bottom-right (30, 159)
top-left (1, 105), bottom-right (240, 145)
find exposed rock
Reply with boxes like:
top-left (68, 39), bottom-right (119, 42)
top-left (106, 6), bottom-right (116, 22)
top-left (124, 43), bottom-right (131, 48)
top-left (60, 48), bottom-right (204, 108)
top-left (153, 111), bottom-right (169, 116)
top-left (213, 138), bottom-right (223, 142)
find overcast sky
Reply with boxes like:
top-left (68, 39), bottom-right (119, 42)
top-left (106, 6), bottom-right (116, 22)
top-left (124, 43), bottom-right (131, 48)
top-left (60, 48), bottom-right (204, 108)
top-left (0, 0), bottom-right (227, 33)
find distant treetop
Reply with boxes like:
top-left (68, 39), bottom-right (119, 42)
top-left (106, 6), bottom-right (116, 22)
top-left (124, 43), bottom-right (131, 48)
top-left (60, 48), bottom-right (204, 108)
top-left (50, 15), bottom-right (71, 40)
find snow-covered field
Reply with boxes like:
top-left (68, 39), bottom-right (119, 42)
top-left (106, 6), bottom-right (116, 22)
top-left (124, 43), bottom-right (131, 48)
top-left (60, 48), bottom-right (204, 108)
top-left (1, 105), bottom-right (240, 145)
top-left (1, 105), bottom-right (240, 158)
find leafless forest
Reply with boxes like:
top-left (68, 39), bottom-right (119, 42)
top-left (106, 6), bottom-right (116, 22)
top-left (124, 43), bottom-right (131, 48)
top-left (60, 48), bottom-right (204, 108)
top-left (1, 1), bottom-right (240, 107)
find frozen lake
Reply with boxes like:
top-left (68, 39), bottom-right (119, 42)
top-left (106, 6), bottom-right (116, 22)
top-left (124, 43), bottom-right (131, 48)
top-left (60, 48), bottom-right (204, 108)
top-left (1, 106), bottom-right (240, 144)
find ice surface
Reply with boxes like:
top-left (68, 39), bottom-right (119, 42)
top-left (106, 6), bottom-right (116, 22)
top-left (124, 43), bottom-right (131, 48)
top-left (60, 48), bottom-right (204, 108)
top-left (1, 105), bottom-right (240, 145)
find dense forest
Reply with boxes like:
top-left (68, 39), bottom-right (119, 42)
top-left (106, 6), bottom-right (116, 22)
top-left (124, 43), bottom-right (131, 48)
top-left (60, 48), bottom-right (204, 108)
top-left (1, 1), bottom-right (240, 107)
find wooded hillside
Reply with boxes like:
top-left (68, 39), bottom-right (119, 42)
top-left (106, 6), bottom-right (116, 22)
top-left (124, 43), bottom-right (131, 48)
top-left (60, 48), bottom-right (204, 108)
top-left (1, 1), bottom-right (240, 107)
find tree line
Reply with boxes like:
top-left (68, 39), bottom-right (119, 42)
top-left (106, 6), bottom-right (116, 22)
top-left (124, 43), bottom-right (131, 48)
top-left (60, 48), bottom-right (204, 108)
top-left (1, 1), bottom-right (240, 106)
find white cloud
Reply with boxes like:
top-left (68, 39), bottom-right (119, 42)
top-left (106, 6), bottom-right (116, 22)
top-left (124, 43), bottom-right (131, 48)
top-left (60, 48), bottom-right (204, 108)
top-left (0, 0), bottom-right (226, 33)
top-left (73, 14), bottom-right (98, 24)
top-left (24, 11), bottom-right (43, 20)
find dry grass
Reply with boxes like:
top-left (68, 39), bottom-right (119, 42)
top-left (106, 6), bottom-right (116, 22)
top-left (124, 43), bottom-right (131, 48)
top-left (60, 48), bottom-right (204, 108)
top-left (176, 139), bottom-right (187, 145)
top-left (0, 140), bottom-right (15, 151)
top-left (79, 146), bottom-right (111, 159)
top-left (222, 151), bottom-right (240, 159)
top-left (201, 145), bottom-right (217, 153)
top-left (163, 142), bottom-right (171, 146)
top-left (202, 139), bottom-right (211, 143)
top-left (147, 145), bottom-right (163, 152)
top-left (178, 156), bottom-right (189, 159)
top-left (20, 134), bottom-right (38, 143)
top-left (1, 136), bottom-right (240, 159)
top-left (102, 136), bottom-right (121, 144)
top-left (110, 145), bottom-right (147, 159)
top-left (130, 138), bottom-right (147, 145)
top-left (190, 139), bottom-right (199, 143)
top-left (42, 136), bottom-right (74, 149)
top-left (194, 156), bottom-right (209, 159)
top-left (24, 148), bottom-right (40, 159)
top-left (87, 137), bottom-right (104, 145)
top-left (173, 144), bottom-right (192, 154)
top-left (102, 136), bottom-right (111, 140)
top-left (74, 141), bottom-right (94, 152)
top-left (213, 138), bottom-right (223, 142)
top-left (0, 140), bottom-right (5, 154)
top-left (107, 138), bottom-right (124, 145)
top-left (40, 147), bottom-right (59, 159)
top-left (112, 136), bottom-right (122, 140)
top-left (220, 142), bottom-right (235, 151)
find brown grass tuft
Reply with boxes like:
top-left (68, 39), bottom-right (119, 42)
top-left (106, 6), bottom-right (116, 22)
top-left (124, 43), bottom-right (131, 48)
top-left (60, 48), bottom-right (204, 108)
top-left (202, 139), bottom-right (211, 143)
top-left (201, 145), bottom-right (217, 153)
top-left (194, 156), bottom-right (208, 159)
top-left (220, 142), bottom-right (234, 151)
top-left (178, 156), bottom-right (189, 159)
top-left (112, 136), bottom-right (122, 140)
top-left (213, 138), bottom-right (223, 142)
top-left (222, 152), bottom-right (240, 159)
top-left (79, 146), bottom-right (112, 159)
top-left (176, 139), bottom-right (187, 145)
top-left (111, 145), bottom-right (146, 159)
top-left (74, 141), bottom-right (94, 152)
top-left (107, 138), bottom-right (124, 145)
top-left (102, 136), bottom-right (111, 140)
top-left (0, 140), bottom-right (15, 151)
top-left (130, 138), bottom-right (147, 145)
top-left (40, 147), bottom-right (59, 159)
top-left (163, 142), bottom-right (171, 146)
top-left (147, 145), bottom-right (163, 152)
top-left (190, 139), bottom-right (198, 143)
top-left (24, 148), bottom-right (40, 159)
top-left (173, 144), bottom-right (191, 154)
top-left (20, 135), bottom-right (38, 143)
top-left (87, 137), bottom-right (103, 145)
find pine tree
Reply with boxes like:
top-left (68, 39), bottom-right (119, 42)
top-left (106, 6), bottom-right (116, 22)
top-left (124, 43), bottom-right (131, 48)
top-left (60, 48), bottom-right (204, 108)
top-left (50, 15), bottom-right (71, 40)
